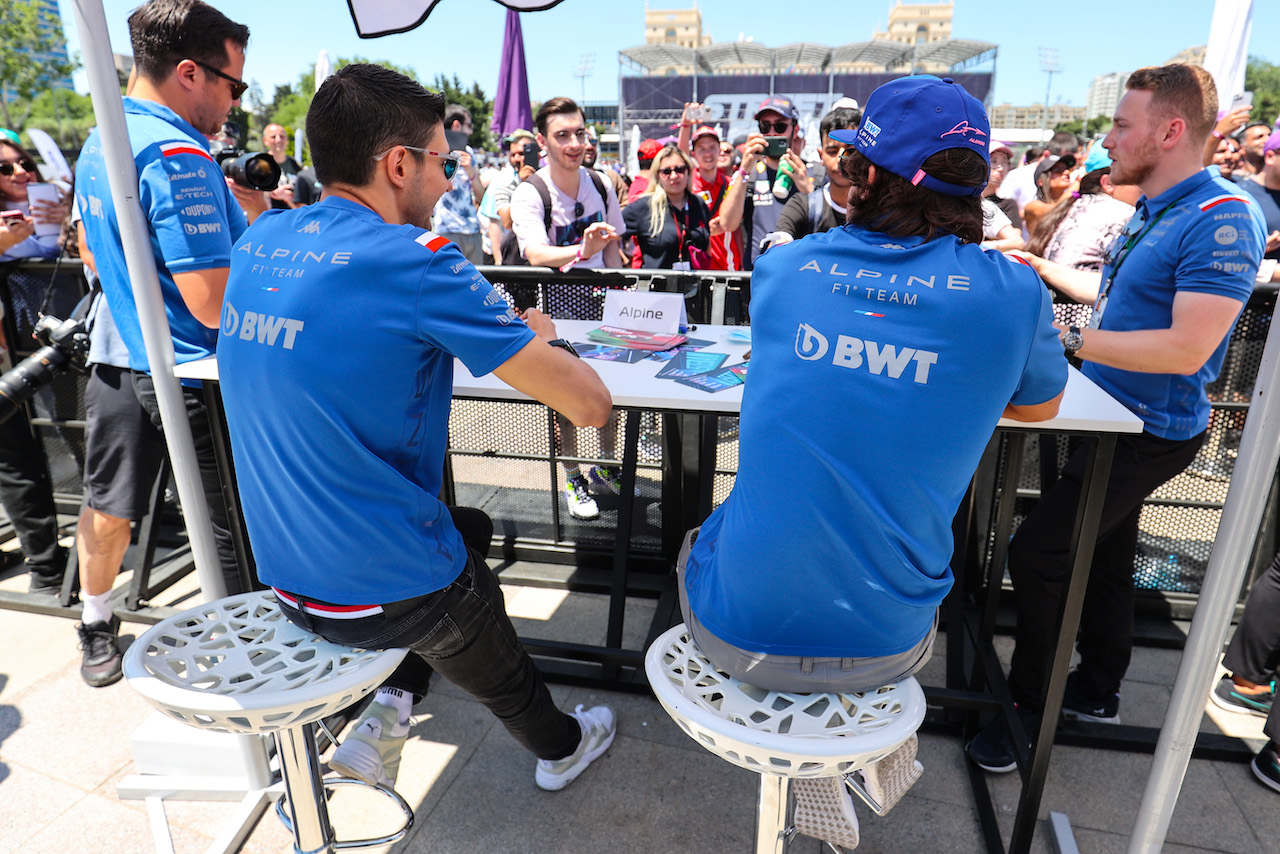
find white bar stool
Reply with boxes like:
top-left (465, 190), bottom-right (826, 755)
top-left (645, 624), bottom-right (927, 853)
top-left (123, 590), bottom-right (414, 854)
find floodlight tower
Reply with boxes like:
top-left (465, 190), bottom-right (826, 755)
top-left (572, 53), bottom-right (596, 105)
top-left (1039, 47), bottom-right (1062, 144)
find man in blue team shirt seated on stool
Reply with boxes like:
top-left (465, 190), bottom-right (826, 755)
top-left (217, 64), bottom-right (616, 794)
top-left (680, 75), bottom-right (1066, 734)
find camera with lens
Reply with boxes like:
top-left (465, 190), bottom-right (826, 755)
top-left (208, 138), bottom-right (281, 192)
top-left (0, 310), bottom-right (91, 424)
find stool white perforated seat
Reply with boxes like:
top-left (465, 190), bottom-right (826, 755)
top-left (124, 590), bottom-right (413, 854)
top-left (645, 624), bottom-right (927, 853)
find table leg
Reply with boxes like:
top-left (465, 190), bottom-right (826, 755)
top-left (1008, 434), bottom-right (1116, 854)
top-left (605, 410), bottom-right (642, 654)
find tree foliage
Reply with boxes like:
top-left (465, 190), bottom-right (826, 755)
top-left (0, 0), bottom-right (78, 129)
top-left (1245, 56), bottom-right (1280, 129)
top-left (242, 58), bottom-right (495, 163)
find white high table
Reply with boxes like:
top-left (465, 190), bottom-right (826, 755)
top-left (179, 320), bottom-right (1140, 853)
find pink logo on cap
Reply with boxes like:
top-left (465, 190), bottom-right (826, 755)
top-left (942, 121), bottom-right (987, 139)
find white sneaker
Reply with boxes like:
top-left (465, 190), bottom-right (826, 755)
top-left (535, 704), bottom-right (616, 791)
top-left (329, 701), bottom-right (410, 788)
top-left (564, 474), bottom-right (599, 520)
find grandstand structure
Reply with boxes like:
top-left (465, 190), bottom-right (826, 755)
top-left (616, 38), bottom-right (997, 156)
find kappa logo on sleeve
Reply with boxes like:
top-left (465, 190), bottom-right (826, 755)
top-left (297, 220), bottom-right (321, 234)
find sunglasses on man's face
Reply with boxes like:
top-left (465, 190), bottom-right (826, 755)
top-left (373, 145), bottom-right (460, 180)
top-left (758, 119), bottom-right (792, 134)
top-left (659, 165), bottom-right (689, 176)
top-left (192, 59), bottom-right (248, 100)
top-left (0, 159), bottom-right (37, 177)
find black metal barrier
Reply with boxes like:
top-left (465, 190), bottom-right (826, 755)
top-left (1, 260), bottom-right (1273, 615)
top-left (0, 259), bottom-right (90, 511)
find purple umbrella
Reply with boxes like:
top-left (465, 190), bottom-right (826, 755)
top-left (490, 9), bottom-right (535, 140)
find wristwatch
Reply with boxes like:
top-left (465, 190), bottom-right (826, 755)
top-left (547, 338), bottom-right (580, 358)
top-left (1062, 325), bottom-right (1084, 357)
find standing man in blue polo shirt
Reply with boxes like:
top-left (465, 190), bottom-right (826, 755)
top-left (218, 64), bottom-right (617, 795)
top-left (968, 64), bottom-right (1266, 772)
top-left (73, 0), bottom-right (263, 686)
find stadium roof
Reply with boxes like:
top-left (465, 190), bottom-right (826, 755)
top-left (619, 38), bottom-right (996, 75)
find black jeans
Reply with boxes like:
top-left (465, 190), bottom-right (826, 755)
top-left (1006, 430), bottom-right (1204, 711)
top-left (278, 546), bottom-right (578, 761)
top-left (1223, 549), bottom-right (1280, 742)
top-left (0, 411), bottom-right (63, 576)
top-left (131, 373), bottom-right (245, 595)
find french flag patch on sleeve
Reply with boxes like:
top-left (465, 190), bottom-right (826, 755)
top-left (414, 231), bottom-right (451, 252)
top-left (159, 141), bottom-right (213, 161)
top-left (1200, 194), bottom-right (1250, 212)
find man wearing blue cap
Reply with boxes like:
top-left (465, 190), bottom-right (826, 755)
top-left (681, 73), bottom-right (1065, 720)
top-left (676, 76), bottom-right (1065, 836)
top-left (968, 64), bottom-right (1266, 773)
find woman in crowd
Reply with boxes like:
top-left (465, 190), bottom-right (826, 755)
top-left (1021, 153), bottom-right (1075, 238)
top-left (623, 144), bottom-right (710, 269)
top-left (0, 139), bottom-right (68, 262)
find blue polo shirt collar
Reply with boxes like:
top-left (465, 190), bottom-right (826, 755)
top-left (1136, 168), bottom-right (1213, 220)
top-left (122, 96), bottom-right (206, 146)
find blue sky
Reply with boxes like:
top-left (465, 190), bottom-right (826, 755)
top-left (59, 0), bottom-right (1279, 112)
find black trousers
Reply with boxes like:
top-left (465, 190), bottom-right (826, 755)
top-left (1006, 430), bottom-right (1204, 711)
top-left (0, 411), bottom-right (63, 576)
top-left (1223, 549), bottom-right (1280, 741)
top-left (131, 373), bottom-right (246, 595)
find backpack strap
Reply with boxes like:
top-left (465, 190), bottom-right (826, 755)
top-left (524, 173), bottom-right (554, 234)
top-left (586, 169), bottom-right (610, 216)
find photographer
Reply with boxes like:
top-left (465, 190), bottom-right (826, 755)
top-left (72, 0), bottom-right (256, 686)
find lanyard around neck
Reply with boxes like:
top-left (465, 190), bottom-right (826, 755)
top-left (1098, 187), bottom-right (1195, 305)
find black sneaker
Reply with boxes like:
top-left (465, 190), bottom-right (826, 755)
top-left (1061, 672), bottom-right (1120, 724)
top-left (1251, 742), bottom-right (1280, 794)
top-left (1211, 676), bottom-right (1274, 718)
top-left (77, 615), bottom-right (123, 687)
top-left (965, 706), bottom-right (1037, 774)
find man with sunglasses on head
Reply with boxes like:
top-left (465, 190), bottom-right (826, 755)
top-left (72, 0), bottom-right (263, 687)
top-left (218, 63), bottom-right (616, 797)
top-left (718, 96), bottom-right (814, 278)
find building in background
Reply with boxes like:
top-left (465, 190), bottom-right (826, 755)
top-left (645, 3), bottom-right (713, 49)
top-left (26, 0), bottom-right (74, 91)
top-left (872, 1), bottom-right (953, 46)
top-left (1086, 72), bottom-right (1130, 121)
top-left (1167, 45), bottom-right (1207, 67)
top-left (989, 102), bottom-right (1086, 130)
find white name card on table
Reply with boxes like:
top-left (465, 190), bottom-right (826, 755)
top-left (601, 290), bottom-right (686, 334)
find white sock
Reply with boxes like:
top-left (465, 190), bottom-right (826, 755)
top-left (373, 687), bottom-right (412, 725)
top-left (82, 591), bottom-right (113, 626)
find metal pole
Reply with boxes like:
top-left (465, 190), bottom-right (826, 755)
top-left (72, 0), bottom-right (228, 601)
top-left (1128, 300), bottom-right (1280, 852)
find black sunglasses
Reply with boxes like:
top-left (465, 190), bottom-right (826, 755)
top-left (758, 119), bottom-right (792, 134)
top-left (193, 59), bottom-right (248, 100)
top-left (659, 165), bottom-right (689, 176)
top-left (0, 159), bottom-right (37, 177)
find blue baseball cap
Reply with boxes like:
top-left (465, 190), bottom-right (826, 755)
top-left (829, 75), bottom-right (990, 197)
top-left (1082, 144), bottom-right (1112, 173)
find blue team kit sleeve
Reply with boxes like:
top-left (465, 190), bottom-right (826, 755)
top-left (1173, 191), bottom-right (1265, 302)
top-left (412, 233), bottom-right (535, 377)
top-left (139, 141), bottom-right (246, 274)
top-left (1010, 279), bottom-right (1069, 406)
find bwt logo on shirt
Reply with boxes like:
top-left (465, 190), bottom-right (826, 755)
top-left (183, 222), bottom-right (222, 235)
top-left (794, 322), bottom-right (937, 384)
top-left (221, 302), bottom-right (305, 349)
